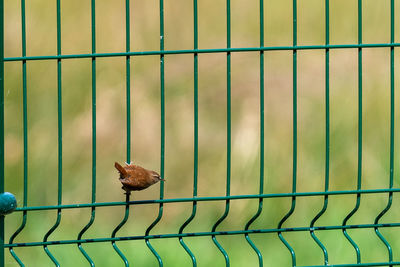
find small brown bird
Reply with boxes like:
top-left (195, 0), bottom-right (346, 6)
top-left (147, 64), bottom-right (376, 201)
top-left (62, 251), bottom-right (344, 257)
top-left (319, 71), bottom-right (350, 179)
top-left (114, 162), bottom-right (164, 194)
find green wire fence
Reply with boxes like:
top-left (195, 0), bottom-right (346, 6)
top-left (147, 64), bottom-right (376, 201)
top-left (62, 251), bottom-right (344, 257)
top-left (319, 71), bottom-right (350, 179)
top-left (1, 0), bottom-right (400, 266)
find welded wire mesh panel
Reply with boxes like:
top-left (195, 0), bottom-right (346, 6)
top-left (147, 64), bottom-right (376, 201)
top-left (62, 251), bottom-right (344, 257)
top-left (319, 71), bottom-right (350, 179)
top-left (1, 0), bottom-right (400, 266)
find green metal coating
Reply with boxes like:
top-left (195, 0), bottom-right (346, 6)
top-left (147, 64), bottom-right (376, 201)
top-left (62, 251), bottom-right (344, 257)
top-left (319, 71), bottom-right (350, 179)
top-left (4, 43), bottom-right (400, 62)
top-left (309, 0), bottom-right (329, 264)
top-left (111, 194), bottom-right (130, 266)
top-left (8, 0), bottom-right (27, 265)
top-left (7, 188), bottom-right (400, 212)
top-left (125, 0), bottom-right (131, 164)
top-left (342, 0), bottom-right (363, 262)
top-left (111, 0), bottom-right (131, 265)
top-left (43, 1), bottom-right (63, 265)
top-left (21, 0), bottom-right (27, 212)
top-left (373, 0), bottom-right (395, 261)
top-left (145, 0), bottom-right (165, 265)
top-left (211, 0), bottom-right (231, 265)
top-left (178, 0), bottom-right (198, 265)
top-left (0, 192), bottom-right (16, 215)
top-left (277, 0), bottom-right (297, 265)
top-left (91, 0), bottom-right (96, 206)
top-left (244, 0), bottom-right (264, 265)
top-left (0, 0), bottom-right (3, 265)
top-left (1, 1), bottom-right (399, 266)
top-left (78, 208), bottom-right (95, 266)
top-left (43, 210), bottom-right (61, 266)
top-left (77, 0), bottom-right (97, 265)
top-left (5, 221), bottom-right (400, 248)
top-left (301, 263), bottom-right (400, 267)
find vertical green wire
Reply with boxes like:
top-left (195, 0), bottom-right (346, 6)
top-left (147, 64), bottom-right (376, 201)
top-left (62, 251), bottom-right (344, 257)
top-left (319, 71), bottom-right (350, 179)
top-left (277, 0), bottom-right (297, 265)
top-left (56, 0), bottom-right (62, 213)
top-left (243, 0), bottom-right (264, 265)
top-left (0, 0), bottom-right (4, 265)
top-left (111, 194), bottom-right (130, 266)
top-left (90, 0), bottom-right (96, 213)
top-left (43, 1), bottom-right (62, 265)
top-left (145, 0), bottom-right (165, 265)
top-left (111, 0), bottom-right (131, 265)
top-left (211, 0), bottom-right (231, 265)
top-left (373, 0), bottom-right (394, 261)
top-left (309, 0), bottom-right (330, 264)
top-left (77, 0), bottom-right (96, 265)
top-left (342, 0), bottom-right (362, 263)
top-left (178, 0), bottom-right (198, 265)
top-left (9, 0), bottom-right (27, 265)
top-left (125, 2), bottom-right (131, 164)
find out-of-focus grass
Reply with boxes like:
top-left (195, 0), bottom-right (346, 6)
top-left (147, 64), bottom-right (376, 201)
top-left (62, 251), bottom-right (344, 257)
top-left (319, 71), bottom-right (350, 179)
top-left (3, 0), bottom-right (400, 266)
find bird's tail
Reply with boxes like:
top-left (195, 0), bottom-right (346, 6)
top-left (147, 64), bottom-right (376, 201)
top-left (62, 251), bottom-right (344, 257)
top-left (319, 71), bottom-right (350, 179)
top-left (114, 162), bottom-right (128, 177)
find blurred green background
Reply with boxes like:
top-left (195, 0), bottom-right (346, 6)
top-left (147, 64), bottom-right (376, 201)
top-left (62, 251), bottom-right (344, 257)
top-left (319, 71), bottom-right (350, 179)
top-left (3, 0), bottom-right (400, 266)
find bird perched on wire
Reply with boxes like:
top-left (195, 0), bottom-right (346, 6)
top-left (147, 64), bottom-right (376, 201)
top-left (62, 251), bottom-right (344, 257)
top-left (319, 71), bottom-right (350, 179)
top-left (114, 162), bottom-right (164, 194)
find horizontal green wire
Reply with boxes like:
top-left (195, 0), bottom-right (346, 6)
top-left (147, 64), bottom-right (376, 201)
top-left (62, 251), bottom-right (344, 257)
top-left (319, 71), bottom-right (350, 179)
top-left (4, 43), bottom-right (400, 62)
top-left (12, 188), bottom-right (400, 211)
top-left (5, 222), bottom-right (400, 248)
top-left (300, 263), bottom-right (400, 267)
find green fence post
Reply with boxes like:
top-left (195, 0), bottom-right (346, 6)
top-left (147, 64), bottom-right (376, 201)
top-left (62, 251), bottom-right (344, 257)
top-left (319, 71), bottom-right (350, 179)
top-left (0, 0), bottom-right (4, 265)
